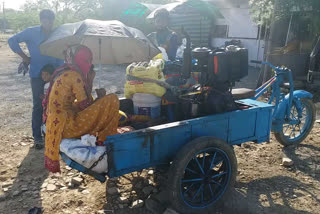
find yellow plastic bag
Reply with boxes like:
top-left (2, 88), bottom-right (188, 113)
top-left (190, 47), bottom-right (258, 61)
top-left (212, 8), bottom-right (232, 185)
top-left (125, 59), bottom-right (166, 98)
top-left (124, 80), bottom-right (166, 98)
top-left (126, 59), bottom-right (165, 80)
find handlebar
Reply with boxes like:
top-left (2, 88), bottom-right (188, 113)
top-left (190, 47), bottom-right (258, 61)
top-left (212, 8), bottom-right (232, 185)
top-left (251, 60), bottom-right (262, 64)
top-left (250, 60), bottom-right (279, 71)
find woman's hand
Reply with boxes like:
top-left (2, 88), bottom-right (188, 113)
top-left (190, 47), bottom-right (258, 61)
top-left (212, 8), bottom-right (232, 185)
top-left (87, 70), bottom-right (96, 94)
top-left (95, 88), bottom-right (106, 99)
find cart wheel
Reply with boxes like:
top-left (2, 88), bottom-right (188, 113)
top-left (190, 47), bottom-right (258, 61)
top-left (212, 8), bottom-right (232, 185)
top-left (275, 98), bottom-right (316, 146)
top-left (167, 137), bottom-right (237, 214)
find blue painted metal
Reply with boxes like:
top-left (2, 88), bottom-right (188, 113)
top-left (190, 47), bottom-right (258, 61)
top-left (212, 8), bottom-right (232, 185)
top-left (273, 96), bottom-right (313, 141)
top-left (272, 90), bottom-right (313, 132)
top-left (180, 148), bottom-right (231, 209)
top-left (61, 99), bottom-right (273, 180)
top-left (251, 61), bottom-right (313, 134)
top-left (105, 99), bottom-right (273, 178)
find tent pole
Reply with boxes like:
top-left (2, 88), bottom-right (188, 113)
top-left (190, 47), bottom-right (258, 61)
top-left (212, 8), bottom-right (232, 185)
top-left (99, 38), bottom-right (102, 88)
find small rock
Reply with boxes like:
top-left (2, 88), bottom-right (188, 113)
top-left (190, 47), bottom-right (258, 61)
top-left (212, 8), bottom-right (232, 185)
top-left (46, 184), bottom-right (57, 191)
top-left (12, 190), bottom-right (20, 197)
top-left (131, 199), bottom-right (144, 208)
top-left (68, 182), bottom-right (74, 188)
top-left (67, 172), bottom-right (74, 176)
top-left (293, 194), bottom-right (297, 198)
top-left (65, 166), bottom-right (72, 171)
top-left (71, 177), bottom-right (83, 186)
top-left (107, 187), bottom-right (119, 195)
top-left (242, 143), bottom-right (251, 148)
top-left (56, 182), bottom-right (66, 187)
top-left (20, 142), bottom-right (28, 146)
top-left (63, 178), bottom-right (71, 183)
top-left (2, 182), bottom-right (13, 188)
top-left (48, 180), bottom-right (56, 184)
top-left (282, 157), bottom-right (294, 167)
top-left (142, 186), bottom-right (155, 196)
top-left (147, 179), bottom-right (154, 185)
top-left (97, 210), bottom-right (104, 214)
top-left (3, 188), bottom-right (8, 192)
top-left (148, 170), bottom-right (154, 175)
top-left (118, 196), bottom-right (129, 204)
top-left (82, 190), bottom-right (90, 194)
top-left (60, 187), bottom-right (67, 190)
top-left (78, 186), bottom-right (86, 191)
top-left (21, 187), bottom-right (28, 192)
top-left (41, 182), bottom-right (48, 189)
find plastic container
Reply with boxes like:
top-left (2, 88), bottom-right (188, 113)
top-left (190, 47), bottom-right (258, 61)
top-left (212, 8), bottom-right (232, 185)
top-left (132, 93), bottom-right (161, 119)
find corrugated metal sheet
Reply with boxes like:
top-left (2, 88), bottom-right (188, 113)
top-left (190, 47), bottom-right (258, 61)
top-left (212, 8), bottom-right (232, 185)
top-left (170, 12), bottom-right (213, 47)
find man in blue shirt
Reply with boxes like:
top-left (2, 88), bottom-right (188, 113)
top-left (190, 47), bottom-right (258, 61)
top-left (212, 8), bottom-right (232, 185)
top-left (8, 9), bottom-right (63, 149)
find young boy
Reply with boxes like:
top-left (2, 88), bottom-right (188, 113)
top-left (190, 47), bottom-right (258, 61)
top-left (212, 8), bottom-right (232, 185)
top-left (40, 64), bottom-right (55, 140)
top-left (41, 64), bottom-right (55, 94)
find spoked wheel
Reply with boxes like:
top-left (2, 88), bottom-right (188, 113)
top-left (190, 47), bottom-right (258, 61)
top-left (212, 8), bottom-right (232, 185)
top-left (275, 98), bottom-right (316, 146)
top-left (168, 137), bottom-right (237, 214)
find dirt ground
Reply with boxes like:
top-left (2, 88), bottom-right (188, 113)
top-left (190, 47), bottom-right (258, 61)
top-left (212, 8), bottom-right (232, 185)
top-left (0, 35), bottom-right (319, 214)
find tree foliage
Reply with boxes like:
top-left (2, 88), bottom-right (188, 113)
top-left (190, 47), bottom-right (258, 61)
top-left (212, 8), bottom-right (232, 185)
top-left (4, 0), bottom-right (104, 31)
top-left (249, 0), bottom-right (320, 25)
top-left (249, 0), bottom-right (320, 37)
top-left (3, 0), bottom-right (175, 32)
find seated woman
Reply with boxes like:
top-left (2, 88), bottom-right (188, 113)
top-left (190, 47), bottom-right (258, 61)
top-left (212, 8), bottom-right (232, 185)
top-left (44, 45), bottom-right (119, 173)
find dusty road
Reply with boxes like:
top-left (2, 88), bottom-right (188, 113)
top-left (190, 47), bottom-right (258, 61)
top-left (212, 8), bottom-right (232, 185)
top-left (0, 36), bottom-right (319, 214)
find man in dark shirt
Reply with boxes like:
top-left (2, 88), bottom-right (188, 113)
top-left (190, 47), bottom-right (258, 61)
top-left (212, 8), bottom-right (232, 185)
top-left (8, 9), bottom-right (63, 149)
top-left (148, 9), bottom-right (179, 61)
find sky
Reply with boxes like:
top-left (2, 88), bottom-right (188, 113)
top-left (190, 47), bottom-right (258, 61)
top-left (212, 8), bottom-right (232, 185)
top-left (3, 0), bottom-right (27, 10)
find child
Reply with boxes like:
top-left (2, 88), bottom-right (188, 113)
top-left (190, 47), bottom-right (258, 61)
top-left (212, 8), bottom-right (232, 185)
top-left (41, 64), bottom-right (55, 95)
top-left (40, 64), bottom-right (55, 137)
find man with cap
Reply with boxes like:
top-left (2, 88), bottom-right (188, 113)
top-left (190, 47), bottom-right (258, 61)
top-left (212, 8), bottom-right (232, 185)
top-left (8, 9), bottom-right (63, 149)
top-left (148, 8), bottom-right (179, 61)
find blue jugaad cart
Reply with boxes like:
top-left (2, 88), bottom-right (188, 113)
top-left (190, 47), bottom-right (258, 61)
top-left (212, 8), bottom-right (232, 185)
top-left (62, 61), bottom-right (316, 213)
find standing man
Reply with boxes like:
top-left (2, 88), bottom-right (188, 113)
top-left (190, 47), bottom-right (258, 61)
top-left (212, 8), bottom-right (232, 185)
top-left (148, 8), bottom-right (179, 61)
top-left (8, 9), bottom-right (63, 149)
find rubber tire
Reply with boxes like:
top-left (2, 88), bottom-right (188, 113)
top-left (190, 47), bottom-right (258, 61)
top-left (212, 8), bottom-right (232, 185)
top-left (275, 98), bottom-right (316, 146)
top-left (167, 137), bottom-right (237, 214)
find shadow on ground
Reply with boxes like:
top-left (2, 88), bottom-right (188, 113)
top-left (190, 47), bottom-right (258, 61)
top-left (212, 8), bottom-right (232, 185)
top-left (0, 147), bottom-right (48, 214)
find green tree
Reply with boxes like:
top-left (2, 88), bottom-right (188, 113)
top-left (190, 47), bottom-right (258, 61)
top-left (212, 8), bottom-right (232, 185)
top-left (4, 0), bottom-right (105, 31)
top-left (249, 0), bottom-right (320, 26)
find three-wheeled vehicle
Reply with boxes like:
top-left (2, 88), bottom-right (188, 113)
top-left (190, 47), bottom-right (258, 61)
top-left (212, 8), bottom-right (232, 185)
top-left (61, 36), bottom-right (316, 213)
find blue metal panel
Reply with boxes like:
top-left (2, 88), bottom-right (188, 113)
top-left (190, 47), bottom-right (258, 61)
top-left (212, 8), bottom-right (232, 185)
top-left (106, 122), bottom-right (192, 177)
top-left (229, 110), bottom-right (256, 142)
top-left (152, 123), bottom-right (191, 163)
top-left (106, 132), bottom-right (150, 177)
top-left (61, 99), bottom-right (274, 180)
top-left (191, 116), bottom-right (229, 141)
top-left (255, 108), bottom-right (272, 143)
